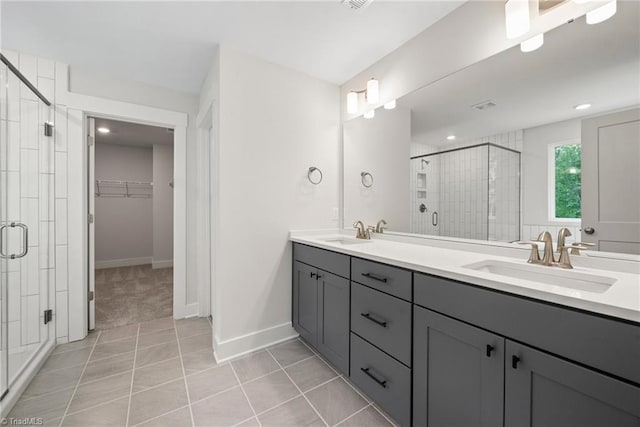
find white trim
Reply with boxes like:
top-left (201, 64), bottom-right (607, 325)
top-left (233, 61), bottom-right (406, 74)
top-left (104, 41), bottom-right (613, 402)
top-left (96, 257), bottom-right (153, 269)
top-left (196, 105), bottom-right (213, 317)
top-left (152, 259), bottom-right (174, 269)
top-left (213, 322), bottom-right (298, 363)
top-left (547, 138), bottom-right (582, 223)
top-left (184, 303), bottom-right (200, 318)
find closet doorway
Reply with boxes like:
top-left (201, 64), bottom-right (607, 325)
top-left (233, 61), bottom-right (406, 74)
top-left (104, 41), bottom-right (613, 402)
top-left (88, 117), bottom-right (174, 331)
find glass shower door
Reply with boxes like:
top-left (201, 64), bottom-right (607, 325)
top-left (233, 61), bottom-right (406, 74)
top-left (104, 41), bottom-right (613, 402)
top-left (0, 59), bottom-right (9, 400)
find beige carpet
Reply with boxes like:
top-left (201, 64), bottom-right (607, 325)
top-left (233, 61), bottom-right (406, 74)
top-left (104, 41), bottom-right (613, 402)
top-left (95, 264), bottom-right (173, 330)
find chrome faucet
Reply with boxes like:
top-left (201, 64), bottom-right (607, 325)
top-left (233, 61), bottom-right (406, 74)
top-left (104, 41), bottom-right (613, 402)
top-left (353, 221), bottom-right (370, 240)
top-left (375, 219), bottom-right (388, 233)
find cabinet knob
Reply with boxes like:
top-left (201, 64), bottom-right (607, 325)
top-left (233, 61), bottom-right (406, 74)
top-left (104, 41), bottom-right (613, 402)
top-left (486, 344), bottom-right (494, 358)
top-left (310, 272), bottom-right (316, 278)
top-left (512, 355), bottom-right (521, 369)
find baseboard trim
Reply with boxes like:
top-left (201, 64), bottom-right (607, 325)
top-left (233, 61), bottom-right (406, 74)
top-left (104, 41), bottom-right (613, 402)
top-left (213, 322), bottom-right (298, 363)
top-left (184, 303), bottom-right (199, 318)
top-left (152, 259), bottom-right (173, 269)
top-left (95, 257), bottom-right (152, 269)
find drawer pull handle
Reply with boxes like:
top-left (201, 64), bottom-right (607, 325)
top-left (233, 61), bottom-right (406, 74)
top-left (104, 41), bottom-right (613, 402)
top-left (361, 367), bottom-right (387, 388)
top-left (310, 272), bottom-right (316, 278)
top-left (361, 272), bottom-right (388, 283)
top-left (360, 312), bottom-right (388, 327)
top-left (486, 345), bottom-right (494, 358)
top-left (512, 355), bottom-right (520, 369)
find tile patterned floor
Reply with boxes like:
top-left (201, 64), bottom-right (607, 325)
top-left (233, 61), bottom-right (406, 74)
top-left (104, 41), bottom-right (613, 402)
top-left (8, 317), bottom-right (397, 427)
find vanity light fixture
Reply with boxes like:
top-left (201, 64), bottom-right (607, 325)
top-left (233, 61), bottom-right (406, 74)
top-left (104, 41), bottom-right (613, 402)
top-left (505, 0), bottom-right (531, 39)
top-left (586, 0), bottom-right (616, 24)
top-left (520, 33), bottom-right (544, 52)
top-left (346, 78), bottom-right (380, 114)
top-left (446, 135), bottom-right (456, 141)
top-left (384, 99), bottom-right (396, 110)
top-left (97, 127), bottom-right (110, 134)
top-left (574, 103), bottom-right (592, 110)
top-left (363, 109), bottom-right (375, 119)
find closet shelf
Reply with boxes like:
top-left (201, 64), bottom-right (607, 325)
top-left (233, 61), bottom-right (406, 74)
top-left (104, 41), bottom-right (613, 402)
top-left (95, 180), bottom-right (153, 198)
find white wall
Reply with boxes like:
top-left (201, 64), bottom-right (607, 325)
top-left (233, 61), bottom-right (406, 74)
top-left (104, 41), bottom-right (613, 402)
top-left (152, 144), bottom-right (174, 267)
top-left (201, 47), bottom-right (341, 360)
top-left (95, 144), bottom-right (153, 265)
top-left (343, 107), bottom-right (411, 231)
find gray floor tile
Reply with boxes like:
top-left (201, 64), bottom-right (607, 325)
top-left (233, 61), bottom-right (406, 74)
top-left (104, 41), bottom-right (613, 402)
top-left (52, 333), bottom-right (98, 355)
top-left (137, 328), bottom-right (177, 350)
top-left (305, 377), bottom-right (368, 426)
top-left (62, 396), bottom-right (129, 426)
top-left (231, 350), bottom-right (280, 383)
top-left (133, 357), bottom-right (183, 393)
top-left (139, 316), bottom-right (175, 335)
top-left (285, 356), bottom-right (338, 392)
top-left (179, 332), bottom-right (212, 355)
top-left (186, 364), bottom-right (238, 402)
top-left (242, 370), bottom-right (300, 414)
top-left (268, 339), bottom-right (314, 367)
top-left (90, 336), bottom-right (137, 361)
top-left (21, 364), bottom-right (84, 399)
top-left (97, 324), bottom-right (139, 344)
top-left (136, 406), bottom-right (192, 427)
top-left (175, 318), bottom-right (211, 339)
top-left (135, 341), bottom-right (179, 368)
top-left (191, 386), bottom-right (254, 427)
top-left (337, 405), bottom-right (393, 427)
top-left (258, 396), bottom-right (325, 427)
top-left (237, 417), bottom-right (261, 427)
top-left (181, 348), bottom-right (219, 375)
top-left (68, 371), bottom-right (132, 413)
top-left (9, 387), bottom-right (75, 423)
top-left (41, 347), bottom-right (93, 372)
top-left (129, 378), bottom-right (189, 425)
top-left (81, 351), bottom-right (135, 384)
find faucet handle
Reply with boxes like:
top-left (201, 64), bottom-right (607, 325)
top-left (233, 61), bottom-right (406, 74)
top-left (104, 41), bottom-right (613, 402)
top-left (570, 242), bottom-right (594, 255)
top-left (516, 241), bottom-right (542, 264)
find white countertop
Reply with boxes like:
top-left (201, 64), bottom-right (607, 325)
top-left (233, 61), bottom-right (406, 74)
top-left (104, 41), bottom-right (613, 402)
top-left (290, 230), bottom-right (640, 324)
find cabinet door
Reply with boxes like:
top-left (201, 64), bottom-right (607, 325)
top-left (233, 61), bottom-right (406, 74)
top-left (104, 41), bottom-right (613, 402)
top-left (413, 307), bottom-right (504, 427)
top-left (293, 261), bottom-right (318, 347)
top-left (317, 270), bottom-right (350, 374)
top-left (505, 340), bottom-right (640, 427)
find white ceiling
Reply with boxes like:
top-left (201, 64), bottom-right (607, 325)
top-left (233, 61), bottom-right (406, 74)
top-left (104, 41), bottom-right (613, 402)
top-left (1, 1), bottom-right (465, 94)
top-left (400, 0), bottom-right (640, 147)
top-left (95, 118), bottom-right (173, 148)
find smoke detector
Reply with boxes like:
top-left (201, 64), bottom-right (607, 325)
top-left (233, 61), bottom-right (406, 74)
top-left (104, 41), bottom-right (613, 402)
top-left (342, 0), bottom-right (373, 11)
top-left (471, 100), bottom-right (497, 111)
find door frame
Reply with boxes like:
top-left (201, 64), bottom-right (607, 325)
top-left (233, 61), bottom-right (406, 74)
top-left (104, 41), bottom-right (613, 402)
top-left (60, 83), bottom-right (188, 341)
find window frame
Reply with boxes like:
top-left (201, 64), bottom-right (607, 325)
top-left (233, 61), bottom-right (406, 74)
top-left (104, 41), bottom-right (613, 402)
top-left (548, 139), bottom-right (582, 223)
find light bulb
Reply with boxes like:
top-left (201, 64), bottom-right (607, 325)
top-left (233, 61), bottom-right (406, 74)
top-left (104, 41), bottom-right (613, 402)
top-left (505, 0), bottom-right (530, 39)
top-left (363, 110), bottom-right (375, 119)
top-left (347, 91), bottom-right (358, 114)
top-left (383, 100), bottom-right (396, 110)
top-left (366, 79), bottom-right (379, 104)
top-left (520, 33), bottom-right (544, 52)
top-left (574, 103), bottom-right (592, 110)
top-left (97, 127), bottom-right (110, 134)
top-left (586, 0), bottom-right (616, 24)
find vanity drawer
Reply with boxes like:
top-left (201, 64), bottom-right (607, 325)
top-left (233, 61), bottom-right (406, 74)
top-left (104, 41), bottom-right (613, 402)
top-left (350, 333), bottom-right (411, 427)
top-left (351, 282), bottom-right (411, 366)
top-left (293, 243), bottom-right (350, 279)
top-left (351, 257), bottom-right (412, 301)
top-left (414, 272), bottom-right (640, 384)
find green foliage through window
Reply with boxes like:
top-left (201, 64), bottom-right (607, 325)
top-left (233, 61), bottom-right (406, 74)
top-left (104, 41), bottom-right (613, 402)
top-left (554, 144), bottom-right (581, 219)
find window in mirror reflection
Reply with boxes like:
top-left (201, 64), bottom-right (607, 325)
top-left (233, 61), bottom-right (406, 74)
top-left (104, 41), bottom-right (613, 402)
top-left (551, 142), bottom-right (582, 221)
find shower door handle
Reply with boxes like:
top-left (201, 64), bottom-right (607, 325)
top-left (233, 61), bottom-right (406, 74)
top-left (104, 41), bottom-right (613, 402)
top-left (0, 223), bottom-right (29, 259)
top-left (432, 211), bottom-right (438, 226)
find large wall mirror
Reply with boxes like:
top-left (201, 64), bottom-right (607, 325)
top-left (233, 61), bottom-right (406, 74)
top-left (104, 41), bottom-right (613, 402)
top-left (343, 1), bottom-right (640, 255)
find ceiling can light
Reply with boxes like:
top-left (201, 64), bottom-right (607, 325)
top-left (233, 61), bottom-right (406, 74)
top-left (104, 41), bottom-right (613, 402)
top-left (366, 78), bottom-right (379, 104)
top-left (520, 33), bottom-right (544, 52)
top-left (363, 109), bottom-right (375, 119)
top-left (586, 0), bottom-right (616, 24)
top-left (384, 99), bottom-right (396, 110)
top-left (446, 135), bottom-right (456, 141)
top-left (505, 0), bottom-right (530, 39)
top-left (347, 91), bottom-right (359, 114)
top-left (97, 127), bottom-right (110, 134)
top-left (574, 103), bottom-right (592, 110)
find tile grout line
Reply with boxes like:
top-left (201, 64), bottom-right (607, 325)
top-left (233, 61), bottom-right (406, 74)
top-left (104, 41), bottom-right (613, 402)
top-left (57, 330), bottom-right (103, 427)
top-left (229, 362), bottom-right (263, 427)
top-left (334, 403), bottom-right (373, 426)
top-left (125, 323), bottom-right (141, 427)
top-left (174, 318), bottom-right (196, 427)
top-left (129, 403), bottom-right (190, 427)
top-left (265, 348), bottom-right (329, 427)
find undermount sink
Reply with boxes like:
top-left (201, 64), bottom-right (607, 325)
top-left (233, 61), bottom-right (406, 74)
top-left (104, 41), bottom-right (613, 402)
top-left (463, 260), bottom-right (617, 293)
top-left (320, 237), bottom-right (372, 245)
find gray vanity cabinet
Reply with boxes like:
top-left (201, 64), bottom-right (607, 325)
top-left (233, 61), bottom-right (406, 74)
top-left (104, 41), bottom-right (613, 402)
top-left (317, 271), bottom-right (350, 374)
top-left (293, 260), bottom-right (319, 347)
top-left (505, 341), bottom-right (640, 427)
top-left (413, 307), bottom-right (505, 427)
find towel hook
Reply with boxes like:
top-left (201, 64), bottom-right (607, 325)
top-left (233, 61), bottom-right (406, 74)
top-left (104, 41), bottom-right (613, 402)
top-left (308, 167), bottom-right (323, 185)
top-left (361, 171), bottom-right (373, 188)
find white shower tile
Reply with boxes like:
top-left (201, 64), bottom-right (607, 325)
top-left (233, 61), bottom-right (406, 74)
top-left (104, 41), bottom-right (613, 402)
top-left (20, 99), bottom-right (39, 149)
top-left (7, 271), bottom-right (21, 322)
top-left (21, 250), bottom-right (40, 296)
top-left (39, 132), bottom-right (54, 174)
top-left (56, 291), bottom-right (68, 339)
top-left (55, 246), bottom-right (68, 292)
top-left (37, 77), bottom-right (55, 103)
top-left (21, 198), bottom-right (40, 247)
top-left (20, 149), bottom-right (39, 198)
top-left (37, 58), bottom-right (55, 79)
top-left (55, 199), bottom-right (68, 245)
top-left (18, 54), bottom-right (37, 86)
top-left (55, 152), bottom-right (67, 198)
top-left (22, 295), bottom-right (41, 345)
top-left (54, 106), bottom-right (67, 152)
top-left (39, 174), bottom-right (54, 220)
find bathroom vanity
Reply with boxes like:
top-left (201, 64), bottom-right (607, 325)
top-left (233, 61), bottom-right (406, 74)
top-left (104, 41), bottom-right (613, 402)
top-left (290, 234), bottom-right (640, 427)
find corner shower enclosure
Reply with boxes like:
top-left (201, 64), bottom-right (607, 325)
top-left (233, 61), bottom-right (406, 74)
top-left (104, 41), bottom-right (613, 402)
top-left (410, 143), bottom-right (521, 242)
top-left (0, 54), bottom-right (55, 409)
